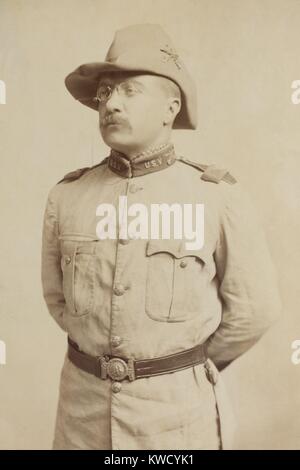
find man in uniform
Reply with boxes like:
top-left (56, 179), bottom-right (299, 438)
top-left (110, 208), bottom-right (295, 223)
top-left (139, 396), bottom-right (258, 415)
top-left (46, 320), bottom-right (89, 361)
top-left (41, 24), bottom-right (281, 450)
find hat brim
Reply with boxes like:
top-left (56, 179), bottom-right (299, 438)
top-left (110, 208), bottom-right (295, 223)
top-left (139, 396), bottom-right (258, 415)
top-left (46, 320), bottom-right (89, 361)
top-left (65, 62), bottom-right (196, 130)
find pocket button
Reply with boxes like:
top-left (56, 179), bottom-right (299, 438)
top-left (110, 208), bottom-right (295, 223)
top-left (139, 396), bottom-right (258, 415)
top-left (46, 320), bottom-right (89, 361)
top-left (180, 260), bottom-right (188, 268)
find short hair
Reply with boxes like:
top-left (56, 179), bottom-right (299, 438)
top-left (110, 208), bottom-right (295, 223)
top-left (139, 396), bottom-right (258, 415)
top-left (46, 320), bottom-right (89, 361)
top-left (158, 76), bottom-right (181, 102)
top-left (157, 76), bottom-right (181, 126)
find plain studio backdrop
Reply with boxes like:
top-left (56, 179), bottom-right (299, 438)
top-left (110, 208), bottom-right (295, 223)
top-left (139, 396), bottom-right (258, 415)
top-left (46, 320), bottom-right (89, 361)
top-left (0, 0), bottom-right (300, 450)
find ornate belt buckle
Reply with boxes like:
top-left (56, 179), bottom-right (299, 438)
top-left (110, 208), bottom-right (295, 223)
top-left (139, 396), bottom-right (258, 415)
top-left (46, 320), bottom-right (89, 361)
top-left (99, 356), bottom-right (135, 381)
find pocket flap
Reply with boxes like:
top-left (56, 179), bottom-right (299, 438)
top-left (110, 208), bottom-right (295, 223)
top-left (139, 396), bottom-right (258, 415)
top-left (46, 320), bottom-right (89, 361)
top-left (76, 242), bottom-right (96, 255)
top-left (146, 239), bottom-right (211, 264)
top-left (59, 234), bottom-right (98, 255)
top-left (58, 233), bottom-right (99, 242)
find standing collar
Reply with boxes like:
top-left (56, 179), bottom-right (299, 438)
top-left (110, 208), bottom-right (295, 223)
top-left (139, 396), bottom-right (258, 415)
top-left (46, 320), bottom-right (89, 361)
top-left (108, 143), bottom-right (176, 178)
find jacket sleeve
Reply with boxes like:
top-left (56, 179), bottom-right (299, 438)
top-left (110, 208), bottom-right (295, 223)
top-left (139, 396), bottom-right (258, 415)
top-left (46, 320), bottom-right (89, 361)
top-left (41, 187), bottom-right (67, 332)
top-left (206, 184), bottom-right (282, 371)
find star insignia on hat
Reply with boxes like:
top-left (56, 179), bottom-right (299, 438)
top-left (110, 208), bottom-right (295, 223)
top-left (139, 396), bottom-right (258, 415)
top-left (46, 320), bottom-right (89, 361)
top-left (160, 44), bottom-right (182, 70)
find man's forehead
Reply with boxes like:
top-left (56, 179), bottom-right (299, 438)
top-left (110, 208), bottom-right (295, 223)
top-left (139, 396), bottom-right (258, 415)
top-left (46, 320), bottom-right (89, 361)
top-left (98, 72), bottom-right (157, 85)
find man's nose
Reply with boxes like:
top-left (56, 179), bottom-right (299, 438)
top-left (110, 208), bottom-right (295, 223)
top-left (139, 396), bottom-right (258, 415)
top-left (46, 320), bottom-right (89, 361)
top-left (105, 87), bottom-right (122, 112)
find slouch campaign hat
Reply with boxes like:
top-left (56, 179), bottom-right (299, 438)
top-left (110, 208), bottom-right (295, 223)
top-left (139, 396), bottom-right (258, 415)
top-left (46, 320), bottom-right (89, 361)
top-left (65, 24), bottom-right (197, 130)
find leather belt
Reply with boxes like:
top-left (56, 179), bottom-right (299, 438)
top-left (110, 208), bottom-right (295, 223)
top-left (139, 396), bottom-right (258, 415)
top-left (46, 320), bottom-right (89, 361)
top-left (67, 337), bottom-right (207, 382)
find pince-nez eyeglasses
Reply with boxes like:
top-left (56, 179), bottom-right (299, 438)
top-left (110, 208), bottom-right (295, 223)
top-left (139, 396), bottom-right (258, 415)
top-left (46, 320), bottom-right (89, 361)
top-left (93, 82), bottom-right (139, 103)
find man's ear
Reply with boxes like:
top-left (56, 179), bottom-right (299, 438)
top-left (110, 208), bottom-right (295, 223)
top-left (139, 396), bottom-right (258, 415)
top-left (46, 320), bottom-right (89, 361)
top-left (163, 97), bottom-right (181, 126)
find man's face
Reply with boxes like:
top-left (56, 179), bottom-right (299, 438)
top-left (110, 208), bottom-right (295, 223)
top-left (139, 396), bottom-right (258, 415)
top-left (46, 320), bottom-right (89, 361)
top-left (97, 73), bottom-right (173, 155)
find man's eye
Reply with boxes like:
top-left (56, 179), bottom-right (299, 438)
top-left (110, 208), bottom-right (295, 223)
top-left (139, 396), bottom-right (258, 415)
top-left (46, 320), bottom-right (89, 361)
top-left (122, 85), bottom-right (139, 95)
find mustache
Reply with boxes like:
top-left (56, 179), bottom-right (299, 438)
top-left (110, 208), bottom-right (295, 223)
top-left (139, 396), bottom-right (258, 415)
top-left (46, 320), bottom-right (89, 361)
top-left (101, 114), bottom-right (127, 126)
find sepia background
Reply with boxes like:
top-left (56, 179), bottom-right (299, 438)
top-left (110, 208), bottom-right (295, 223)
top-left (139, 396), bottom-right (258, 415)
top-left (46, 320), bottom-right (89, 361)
top-left (0, 0), bottom-right (300, 449)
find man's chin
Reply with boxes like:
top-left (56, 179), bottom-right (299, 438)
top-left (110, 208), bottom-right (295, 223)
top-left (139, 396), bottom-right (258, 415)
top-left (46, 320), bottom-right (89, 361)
top-left (101, 132), bottom-right (132, 149)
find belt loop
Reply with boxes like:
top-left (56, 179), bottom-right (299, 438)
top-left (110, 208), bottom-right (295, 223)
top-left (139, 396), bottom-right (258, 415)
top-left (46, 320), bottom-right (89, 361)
top-left (203, 342), bottom-right (208, 361)
top-left (204, 358), bottom-right (219, 386)
top-left (99, 356), bottom-right (108, 379)
top-left (127, 358), bottom-right (136, 381)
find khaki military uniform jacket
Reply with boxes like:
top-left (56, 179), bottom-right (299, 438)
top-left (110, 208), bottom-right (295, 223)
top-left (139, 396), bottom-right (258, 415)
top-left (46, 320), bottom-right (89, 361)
top-left (41, 144), bottom-right (281, 450)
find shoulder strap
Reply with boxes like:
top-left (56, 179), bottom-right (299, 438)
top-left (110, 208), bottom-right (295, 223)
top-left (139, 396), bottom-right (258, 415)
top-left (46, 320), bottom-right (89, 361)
top-left (57, 157), bottom-right (109, 184)
top-left (177, 156), bottom-right (237, 185)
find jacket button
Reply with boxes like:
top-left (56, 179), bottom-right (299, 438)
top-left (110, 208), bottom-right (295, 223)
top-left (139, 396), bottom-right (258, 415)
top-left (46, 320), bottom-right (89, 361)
top-left (119, 234), bottom-right (137, 244)
top-left (65, 256), bottom-right (72, 265)
top-left (111, 336), bottom-right (122, 347)
top-left (180, 260), bottom-right (188, 268)
top-left (129, 184), bottom-right (142, 193)
top-left (114, 284), bottom-right (125, 296)
top-left (119, 238), bottom-right (130, 245)
top-left (112, 381), bottom-right (122, 393)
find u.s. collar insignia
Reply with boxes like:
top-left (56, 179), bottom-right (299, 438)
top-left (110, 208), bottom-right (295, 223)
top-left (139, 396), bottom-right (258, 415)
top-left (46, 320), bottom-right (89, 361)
top-left (144, 157), bottom-right (162, 169)
top-left (160, 44), bottom-right (182, 70)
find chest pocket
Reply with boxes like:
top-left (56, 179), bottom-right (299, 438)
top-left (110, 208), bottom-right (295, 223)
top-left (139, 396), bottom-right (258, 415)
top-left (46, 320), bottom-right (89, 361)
top-left (60, 236), bottom-right (97, 317)
top-left (145, 240), bottom-right (212, 322)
